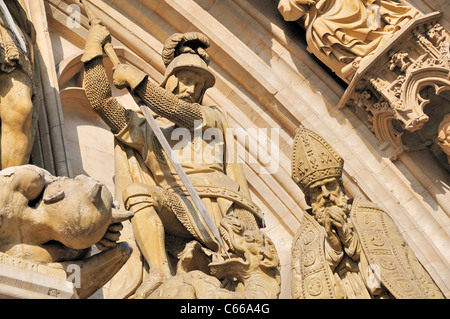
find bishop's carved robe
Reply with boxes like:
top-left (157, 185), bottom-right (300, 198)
top-left (291, 197), bottom-right (444, 299)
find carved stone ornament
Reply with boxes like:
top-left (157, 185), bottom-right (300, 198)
top-left (291, 126), bottom-right (445, 299)
top-left (0, 165), bottom-right (133, 299)
top-left (338, 12), bottom-right (450, 165)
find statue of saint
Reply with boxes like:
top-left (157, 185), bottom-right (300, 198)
top-left (0, 0), bottom-right (40, 169)
top-left (82, 25), bottom-right (277, 298)
top-left (290, 125), bottom-right (444, 298)
top-left (277, 0), bottom-right (420, 81)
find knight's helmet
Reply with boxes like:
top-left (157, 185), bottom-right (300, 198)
top-left (160, 32), bottom-right (216, 102)
top-left (291, 125), bottom-right (344, 201)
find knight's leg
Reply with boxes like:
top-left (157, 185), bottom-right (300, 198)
top-left (0, 69), bottom-right (34, 169)
top-left (123, 183), bottom-right (172, 279)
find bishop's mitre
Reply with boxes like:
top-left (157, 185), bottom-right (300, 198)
top-left (291, 125), bottom-right (344, 192)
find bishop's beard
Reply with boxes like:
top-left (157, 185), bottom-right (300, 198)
top-left (310, 191), bottom-right (349, 228)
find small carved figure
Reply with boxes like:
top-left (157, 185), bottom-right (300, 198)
top-left (427, 23), bottom-right (447, 48)
top-left (277, 0), bottom-right (420, 81)
top-left (0, 165), bottom-right (133, 299)
top-left (290, 125), bottom-right (444, 299)
top-left (0, 0), bottom-right (40, 169)
top-left (437, 113), bottom-right (450, 164)
top-left (82, 25), bottom-right (278, 298)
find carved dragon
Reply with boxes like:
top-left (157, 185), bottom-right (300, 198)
top-left (144, 214), bottom-right (281, 299)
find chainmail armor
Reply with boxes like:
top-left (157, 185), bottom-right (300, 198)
top-left (84, 57), bottom-right (128, 134)
top-left (162, 189), bottom-right (198, 240)
top-left (135, 79), bottom-right (204, 130)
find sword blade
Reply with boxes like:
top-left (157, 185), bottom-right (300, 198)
top-left (0, 0), bottom-right (27, 53)
top-left (139, 105), bottom-right (229, 257)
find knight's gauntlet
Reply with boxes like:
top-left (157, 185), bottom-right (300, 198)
top-left (81, 24), bottom-right (111, 63)
top-left (113, 64), bottom-right (147, 91)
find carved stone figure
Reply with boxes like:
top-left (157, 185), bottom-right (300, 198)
top-left (82, 24), bottom-right (278, 298)
top-left (147, 214), bottom-right (280, 299)
top-left (277, 0), bottom-right (419, 81)
top-left (437, 114), bottom-right (450, 164)
top-left (0, 0), bottom-right (40, 169)
top-left (335, 13), bottom-right (450, 172)
top-left (290, 125), bottom-right (444, 298)
top-left (0, 165), bottom-right (133, 299)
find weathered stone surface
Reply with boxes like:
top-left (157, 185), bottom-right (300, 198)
top-left (0, 0), bottom-right (447, 299)
top-left (291, 126), bottom-right (444, 299)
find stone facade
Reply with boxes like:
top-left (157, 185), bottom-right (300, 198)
top-left (0, 0), bottom-right (448, 299)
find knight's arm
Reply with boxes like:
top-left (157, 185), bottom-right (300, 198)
top-left (133, 72), bottom-right (251, 195)
top-left (83, 55), bottom-right (161, 170)
top-left (324, 239), bottom-right (344, 271)
top-left (83, 57), bottom-right (129, 134)
top-left (113, 64), bottom-right (204, 130)
top-left (81, 24), bottom-right (128, 134)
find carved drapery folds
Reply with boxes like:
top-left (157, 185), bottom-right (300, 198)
top-left (277, 0), bottom-right (420, 82)
top-left (338, 13), bottom-right (450, 168)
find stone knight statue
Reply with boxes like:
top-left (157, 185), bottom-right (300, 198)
top-left (81, 24), bottom-right (280, 298)
top-left (290, 125), bottom-right (444, 298)
top-left (0, 0), bottom-right (40, 169)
